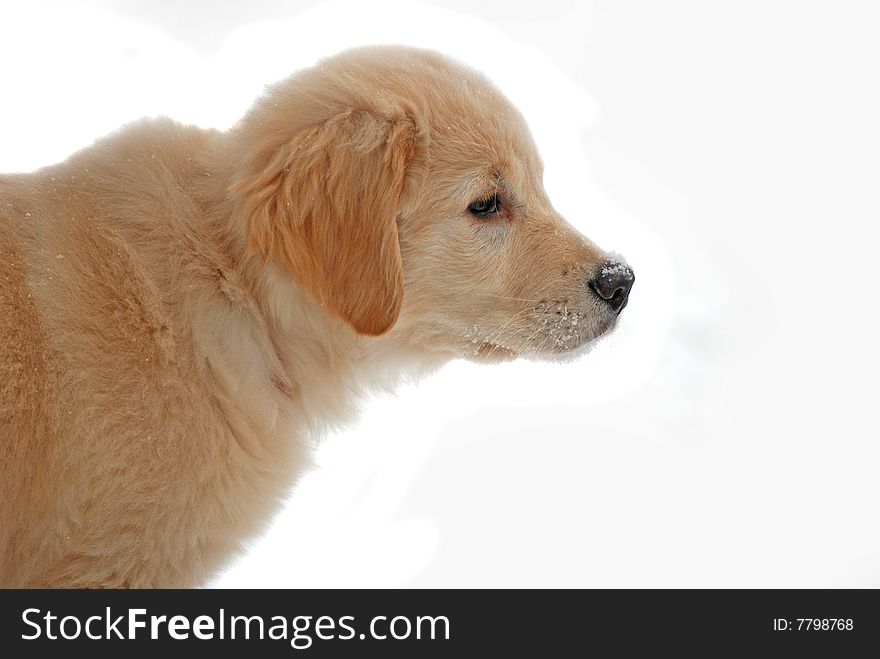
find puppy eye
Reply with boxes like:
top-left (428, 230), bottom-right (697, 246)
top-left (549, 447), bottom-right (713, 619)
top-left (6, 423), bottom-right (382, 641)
top-left (467, 194), bottom-right (500, 218)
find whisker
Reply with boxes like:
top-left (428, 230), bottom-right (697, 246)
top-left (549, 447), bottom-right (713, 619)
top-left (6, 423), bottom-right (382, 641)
top-left (485, 293), bottom-right (543, 303)
top-left (480, 307), bottom-right (534, 347)
top-left (515, 316), bottom-right (550, 353)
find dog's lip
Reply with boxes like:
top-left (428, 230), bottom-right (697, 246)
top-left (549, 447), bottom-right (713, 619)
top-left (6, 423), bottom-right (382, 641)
top-left (476, 342), bottom-right (518, 360)
top-left (466, 309), bottom-right (617, 360)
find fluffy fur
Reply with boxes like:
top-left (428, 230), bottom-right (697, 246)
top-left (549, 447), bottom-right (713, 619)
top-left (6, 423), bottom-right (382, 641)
top-left (0, 46), bottom-right (629, 587)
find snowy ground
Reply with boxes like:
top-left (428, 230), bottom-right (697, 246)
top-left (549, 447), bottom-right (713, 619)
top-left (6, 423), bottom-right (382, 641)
top-left (2, 1), bottom-right (878, 587)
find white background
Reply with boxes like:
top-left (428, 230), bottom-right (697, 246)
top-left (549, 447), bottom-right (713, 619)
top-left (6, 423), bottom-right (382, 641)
top-left (2, 1), bottom-right (878, 587)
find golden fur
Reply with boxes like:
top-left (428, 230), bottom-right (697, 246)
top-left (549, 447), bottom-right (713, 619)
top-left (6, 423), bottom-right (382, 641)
top-left (0, 46), bottom-right (628, 587)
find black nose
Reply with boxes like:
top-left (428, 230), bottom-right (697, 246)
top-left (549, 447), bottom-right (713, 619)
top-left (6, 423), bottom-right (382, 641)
top-left (589, 262), bottom-right (635, 314)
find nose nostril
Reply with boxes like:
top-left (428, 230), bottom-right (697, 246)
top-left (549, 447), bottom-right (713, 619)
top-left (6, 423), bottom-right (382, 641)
top-left (589, 261), bottom-right (634, 315)
top-left (608, 288), bottom-right (628, 313)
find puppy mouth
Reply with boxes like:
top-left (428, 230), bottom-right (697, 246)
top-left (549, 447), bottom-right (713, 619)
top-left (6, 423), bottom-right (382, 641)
top-left (464, 311), bottom-right (616, 362)
top-left (529, 303), bottom-right (618, 355)
top-left (532, 316), bottom-right (616, 358)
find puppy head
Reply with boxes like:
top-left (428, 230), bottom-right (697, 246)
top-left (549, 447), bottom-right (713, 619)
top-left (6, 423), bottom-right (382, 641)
top-left (232, 46), bottom-right (633, 358)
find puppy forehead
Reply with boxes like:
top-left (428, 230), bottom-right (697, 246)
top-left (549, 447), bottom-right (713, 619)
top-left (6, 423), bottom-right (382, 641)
top-left (321, 47), bottom-right (541, 169)
top-left (429, 85), bottom-right (535, 148)
top-left (323, 47), bottom-right (544, 200)
top-left (423, 99), bottom-right (543, 192)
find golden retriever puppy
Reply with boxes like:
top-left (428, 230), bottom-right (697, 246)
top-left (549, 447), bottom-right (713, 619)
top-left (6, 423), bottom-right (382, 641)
top-left (0, 46), bottom-right (634, 587)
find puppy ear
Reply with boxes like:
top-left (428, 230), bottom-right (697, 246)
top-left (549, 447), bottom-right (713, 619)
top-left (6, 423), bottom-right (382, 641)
top-left (233, 110), bottom-right (418, 336)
